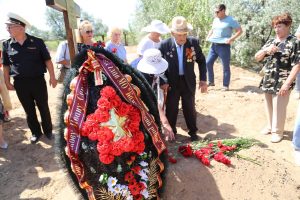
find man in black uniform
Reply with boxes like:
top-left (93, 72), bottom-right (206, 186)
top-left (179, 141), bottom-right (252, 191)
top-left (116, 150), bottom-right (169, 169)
top-left (2, 13), bottom-right (57, 143)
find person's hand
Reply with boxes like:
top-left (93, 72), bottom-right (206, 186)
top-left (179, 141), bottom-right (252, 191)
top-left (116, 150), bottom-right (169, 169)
top-left (199, 81), bottom-right (207, 93)
top-left (278, 83), bottom-right (290, 96)
top-left (225, 38), bottom-right (234, 44)
top-left (49, 77), bottom-right (58, 88)
top-left (264, 44), bottom-right (279, 55)
top-left (6, 82), bottom-right (15, 90)
top-left (160, 84), bottom-right (169, 91)
top-left (163, 123), bottom-right (175, 141)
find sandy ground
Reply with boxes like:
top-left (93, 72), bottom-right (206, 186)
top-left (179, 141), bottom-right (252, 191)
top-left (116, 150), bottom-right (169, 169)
top-left (0, 46), bottom-right (300, 200)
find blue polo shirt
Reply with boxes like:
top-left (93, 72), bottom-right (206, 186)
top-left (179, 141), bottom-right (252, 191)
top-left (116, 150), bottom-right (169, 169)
top-left (2, 34), bottom-right (50, 78)
top-left (208, 16), bottom-right (240, 44)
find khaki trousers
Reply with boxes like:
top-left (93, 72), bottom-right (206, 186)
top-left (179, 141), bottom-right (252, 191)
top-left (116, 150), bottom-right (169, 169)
top-left (0, 69), bottom-right (12, 111)
top-left (264, 92), bottom-right (291, 135)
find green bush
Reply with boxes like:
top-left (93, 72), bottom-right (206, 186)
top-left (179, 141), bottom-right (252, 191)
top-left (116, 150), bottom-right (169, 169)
top-left (45, 40), bottom-right (60, 51)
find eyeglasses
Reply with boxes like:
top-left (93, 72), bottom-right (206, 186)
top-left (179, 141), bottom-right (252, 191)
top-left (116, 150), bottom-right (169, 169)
top-left (215, 10), bottom-right (222, 14)
top-left (85, 30), bottom-right (93, 34)
top-left (6, 25), bottom-right (21, 30)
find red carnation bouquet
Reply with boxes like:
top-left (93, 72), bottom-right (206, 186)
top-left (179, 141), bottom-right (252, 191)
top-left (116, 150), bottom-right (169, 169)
top-left (81, 86), bottom-right (145, 164)
top-left (176, 138), bottom-right (257, 166)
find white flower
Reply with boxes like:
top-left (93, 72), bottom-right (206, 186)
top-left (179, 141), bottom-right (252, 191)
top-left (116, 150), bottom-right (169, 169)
top-left (139, 161), bottom-right (148, 167)
top-left (139, 169), bottom-right (148, 182)
top-left (141, 188), bottom-right (149, 199)
top-left (107, 176), bottom-right (118, 188)
top-left (126, 195), bottom-right (133, 200)
top-left (112, 184), bottom-right (123, 195)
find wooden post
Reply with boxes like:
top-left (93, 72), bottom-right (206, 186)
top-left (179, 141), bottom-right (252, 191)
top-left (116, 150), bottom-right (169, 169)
top-left (45, 0), bottom-right (80, 62)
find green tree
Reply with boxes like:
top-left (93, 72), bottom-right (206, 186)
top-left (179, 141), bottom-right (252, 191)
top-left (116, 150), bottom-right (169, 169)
top-left (132, 0), bottom-right (300, 68)
top-left (45, 8), bottom-right (65, 40)
top-left (27, 25), bottom-right (50, 40)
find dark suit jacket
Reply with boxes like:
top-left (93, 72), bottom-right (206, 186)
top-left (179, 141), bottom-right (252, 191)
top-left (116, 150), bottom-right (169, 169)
top-left (159, 36), bottom-right (206, 93)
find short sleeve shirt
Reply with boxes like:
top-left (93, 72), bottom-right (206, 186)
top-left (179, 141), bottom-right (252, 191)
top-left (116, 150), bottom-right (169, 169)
top-left (55, 41), bottom-right (70, 67)
top-left (259, 35), bottom-right (300, 94)
top-left (137, 36), bottom-right (161, 56)
top-left (2, 34), bottom-right (50, 78)
top-left (208, 16), bottom-right (240, 44)
top-left (105, 41), bottom-right (127, 62)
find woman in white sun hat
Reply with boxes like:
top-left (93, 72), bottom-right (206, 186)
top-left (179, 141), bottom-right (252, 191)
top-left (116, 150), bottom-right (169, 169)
top-left (137, 20), bottom-right (170, 56)
top-left (137, 48), bottom-right (175, 141)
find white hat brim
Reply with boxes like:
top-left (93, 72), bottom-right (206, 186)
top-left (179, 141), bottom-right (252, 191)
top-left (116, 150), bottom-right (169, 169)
top-left (6, 12), bottom-right (31, 28)
top-left (137, 58), bottom-right (168, 75)
top-left (141, 23), bottom-right (170, 34)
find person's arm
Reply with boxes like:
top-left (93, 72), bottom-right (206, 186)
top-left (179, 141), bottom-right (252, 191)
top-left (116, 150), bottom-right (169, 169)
top-left (158, 105), bottom-right (175, 141)
top-left (255, 43), bottom-right (278, 62)
top-left (295, 25), bottom-right (300, 40)
top-left (3, 65), bottom-right (14, 90)
top-left (45, 60), bottom-right (57, 88)
top-left (194, 38), bottom-right (207, 93)
top-left (226, 27), bottom-right (243, 44)
top-left (278, 63), bottom-right (300, 96)
top-left (56, 42), bottom-right (70, 66)
top-left (206, 29), bottom-right (213, 41)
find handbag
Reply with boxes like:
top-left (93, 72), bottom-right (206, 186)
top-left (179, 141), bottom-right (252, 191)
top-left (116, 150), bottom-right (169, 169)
top-left (56, 65), bottom-right (69, 83)
top-left (55, 42), bottom-right (69, 83)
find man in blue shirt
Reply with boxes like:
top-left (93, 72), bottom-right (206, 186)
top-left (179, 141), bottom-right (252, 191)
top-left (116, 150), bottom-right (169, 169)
top-left (206, 4), bottom-right (242, 91)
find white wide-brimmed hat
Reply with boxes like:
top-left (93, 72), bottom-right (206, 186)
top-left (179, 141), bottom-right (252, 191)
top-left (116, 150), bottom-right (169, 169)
top-left (141, 20), bottom-right (170, 34)
top-left (170, 16), bottom-right (193, 34)
top-left (137, 48), bottom-right (168, 75)
top-left (5, 12), bottom-right (31, 28)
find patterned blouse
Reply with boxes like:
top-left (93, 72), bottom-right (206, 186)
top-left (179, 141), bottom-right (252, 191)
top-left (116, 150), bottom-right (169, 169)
top-left (259, 35), bottom-right (300, 94)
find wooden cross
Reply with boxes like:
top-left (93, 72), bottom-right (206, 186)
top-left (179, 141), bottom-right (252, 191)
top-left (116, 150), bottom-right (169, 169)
top-left (45, 0), bottom-right (81, 61)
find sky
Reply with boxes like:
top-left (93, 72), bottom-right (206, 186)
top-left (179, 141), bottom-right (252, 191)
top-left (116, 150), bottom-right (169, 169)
top-left (0, 0), bottom-right (137, 39)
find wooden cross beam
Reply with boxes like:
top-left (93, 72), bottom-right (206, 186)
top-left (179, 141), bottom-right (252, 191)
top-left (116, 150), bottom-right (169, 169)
top-left (45, 0), bottom-right (81, 61)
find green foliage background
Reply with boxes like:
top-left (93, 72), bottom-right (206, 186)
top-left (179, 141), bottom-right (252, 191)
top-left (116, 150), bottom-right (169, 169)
top-left (130, 0), bottom-right (300, 68)
top-left (29, 0), bottom-right (300, 67)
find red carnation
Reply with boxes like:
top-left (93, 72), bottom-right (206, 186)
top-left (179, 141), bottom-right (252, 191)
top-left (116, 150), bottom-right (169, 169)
top-left (100, 86), bottom-right (116, 99)
top-left (99, 154), bottom-right (114, 164)
top-left (131, 166), bottom-right (141, 174)
top-left (128, 182), bottom-right (140, 196)
top-left (97, 98), bottom-right (112, 110)
top-left (97, 142), bottom-right (112, 155)
top-left (125, 171), bottom-right (135, 182)
top-left (168, 156), bottom-right (177, 163)
top-left (178, 145), bottom-right (193, 157)
top-left (201, 156), bottom-right (211, 166)
top-left (88, 131), bottom-right (98, 141)
top-left (112, 47), bottom-right (117, 53)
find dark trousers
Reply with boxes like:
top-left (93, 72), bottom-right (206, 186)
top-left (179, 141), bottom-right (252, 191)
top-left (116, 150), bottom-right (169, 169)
top-left (14, 77), bottom-right (52, 136)
top-left (166, 76), bottom-right (197, 136)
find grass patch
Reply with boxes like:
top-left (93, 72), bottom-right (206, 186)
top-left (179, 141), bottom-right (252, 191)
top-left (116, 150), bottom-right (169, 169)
top-left (45, 40), bottom-right (60, 51)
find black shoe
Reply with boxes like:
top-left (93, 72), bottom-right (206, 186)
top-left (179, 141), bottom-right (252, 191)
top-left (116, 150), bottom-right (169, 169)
top-left (30, 134), bottom-right (42, 144)
top-left (44, 132), bottom-right (53, 140)
top-left (190, 134), bottom-right (200, 142)
top-left (208, 82), bottom-right (215, 86)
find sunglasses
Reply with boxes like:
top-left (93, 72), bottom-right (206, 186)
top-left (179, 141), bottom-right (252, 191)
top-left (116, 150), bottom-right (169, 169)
top-left (215, 10), bottom-right (222, 14)
top-left (85, 30), bottom-right (93, 34)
